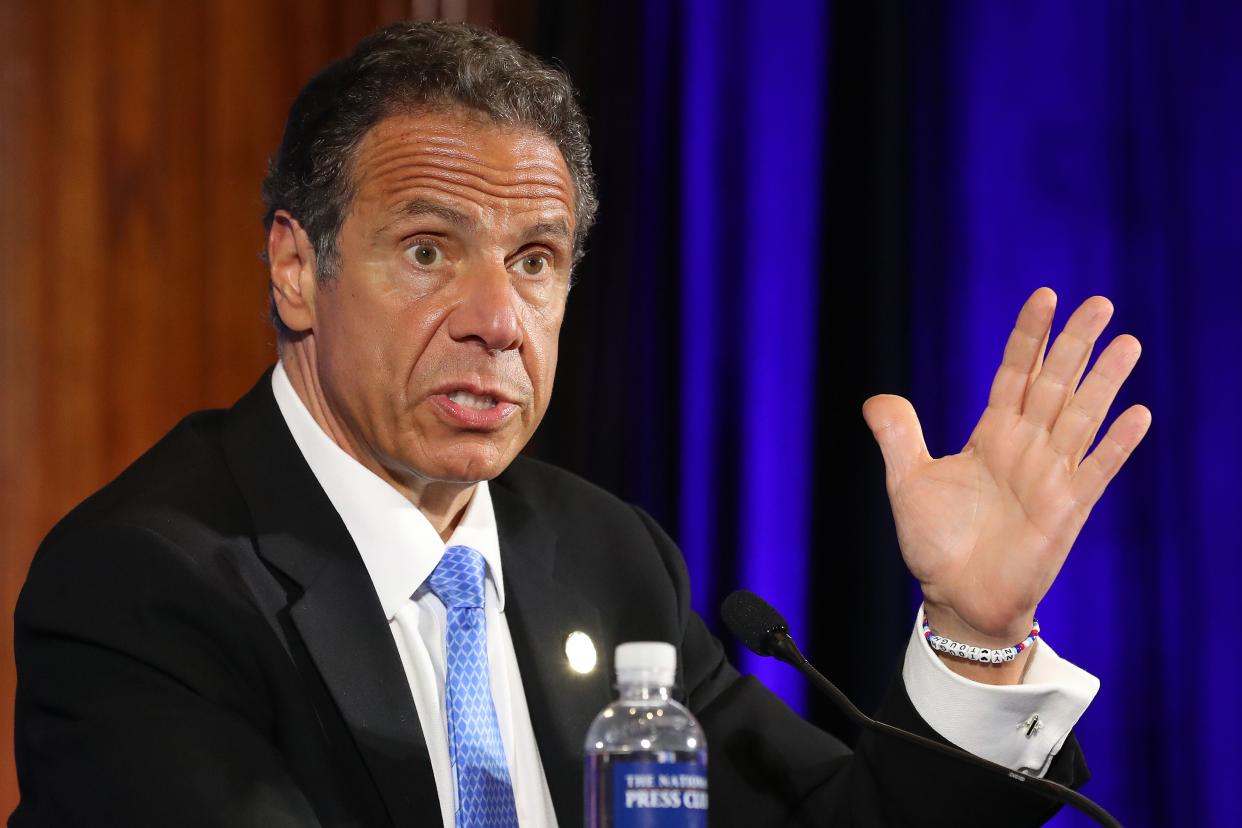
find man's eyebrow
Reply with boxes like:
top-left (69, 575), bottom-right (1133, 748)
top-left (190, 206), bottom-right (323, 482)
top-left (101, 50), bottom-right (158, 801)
top-left (524, 219), bottom-right (572, 244)
top-left (388, 198), bottom-right (477, 230)
top-left (383, 200), bottom-right (570, 244)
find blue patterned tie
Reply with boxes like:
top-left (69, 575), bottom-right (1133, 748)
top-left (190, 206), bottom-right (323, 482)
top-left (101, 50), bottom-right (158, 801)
top-left (429, 545), bottom-right (520, 828)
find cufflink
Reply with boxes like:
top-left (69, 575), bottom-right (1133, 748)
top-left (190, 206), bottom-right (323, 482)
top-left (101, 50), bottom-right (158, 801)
top-left (1019, 714), bottom-right (1043, 738)
top-left (565, 631), bottom-right (597, 674)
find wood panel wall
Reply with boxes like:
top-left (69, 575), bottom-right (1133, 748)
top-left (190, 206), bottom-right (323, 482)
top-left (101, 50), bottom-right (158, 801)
top-left (0, 0), bottom-right (531, 813)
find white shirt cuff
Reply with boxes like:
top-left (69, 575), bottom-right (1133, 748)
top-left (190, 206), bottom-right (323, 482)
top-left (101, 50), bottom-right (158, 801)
top-left (901, 605), bottom-right (1099, 777)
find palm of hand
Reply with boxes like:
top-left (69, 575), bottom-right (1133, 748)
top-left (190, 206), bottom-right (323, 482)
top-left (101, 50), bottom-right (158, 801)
top-left (865, 289), bottom-right (1151, 643)
top-left (891, 412), bottom-right (1079, 640)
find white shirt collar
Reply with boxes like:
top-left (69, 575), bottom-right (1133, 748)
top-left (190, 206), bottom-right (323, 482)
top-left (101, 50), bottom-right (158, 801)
top-left (270, 361), bottom-right (506, 619)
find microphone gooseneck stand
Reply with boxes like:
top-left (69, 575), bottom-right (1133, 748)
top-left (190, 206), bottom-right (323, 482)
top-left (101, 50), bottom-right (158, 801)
top-left (720, 590), bottom-right (1122, 828)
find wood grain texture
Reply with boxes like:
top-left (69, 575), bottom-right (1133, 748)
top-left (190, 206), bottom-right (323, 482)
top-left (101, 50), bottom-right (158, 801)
top-left (0, 0), bottom-right (534, 814)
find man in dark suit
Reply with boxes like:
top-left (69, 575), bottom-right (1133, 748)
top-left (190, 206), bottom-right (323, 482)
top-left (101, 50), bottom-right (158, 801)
top-left (12, 21), bottom-right (1147, 827)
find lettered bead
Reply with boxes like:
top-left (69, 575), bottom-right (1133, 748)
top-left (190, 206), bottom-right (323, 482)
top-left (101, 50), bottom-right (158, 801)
top-left (990, 650), bottom-right (1004, 664)
top-left (978, 648), bottom-right (991, 663)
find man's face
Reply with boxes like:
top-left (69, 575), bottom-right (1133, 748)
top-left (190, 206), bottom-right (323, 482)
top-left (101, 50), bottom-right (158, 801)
top-left (305, 108), bottom-right (575, 486)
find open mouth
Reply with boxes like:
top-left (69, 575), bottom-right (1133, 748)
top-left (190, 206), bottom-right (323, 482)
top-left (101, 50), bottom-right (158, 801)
top-left (431, 386), bottom-right (518, 429)
top-left (447, 390), bottom-right (498, 410)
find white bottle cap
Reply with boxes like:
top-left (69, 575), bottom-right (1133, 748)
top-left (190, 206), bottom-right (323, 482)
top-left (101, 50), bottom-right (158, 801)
top-left (614, 641), bottom-right (677, 685)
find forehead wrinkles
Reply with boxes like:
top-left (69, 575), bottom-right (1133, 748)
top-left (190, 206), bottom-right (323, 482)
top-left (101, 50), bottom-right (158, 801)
top-left (354, 122), bottom-right (574, 218)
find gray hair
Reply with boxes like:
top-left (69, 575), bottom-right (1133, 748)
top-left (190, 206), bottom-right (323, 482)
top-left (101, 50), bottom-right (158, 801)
top-left (261, 21), bottom-right (597, 335)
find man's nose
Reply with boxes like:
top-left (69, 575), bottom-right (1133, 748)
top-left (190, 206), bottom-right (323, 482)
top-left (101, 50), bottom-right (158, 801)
top-left (446, 263), bottom-right (523, 352)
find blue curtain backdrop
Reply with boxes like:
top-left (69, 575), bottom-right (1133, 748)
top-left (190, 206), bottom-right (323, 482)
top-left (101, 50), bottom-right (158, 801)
top-left (679, 0), bottom-right (829, 718)
top-left (533, 1), bottom-right (1241, 824)
top-left (909, 3), bottom-right (1242, 825)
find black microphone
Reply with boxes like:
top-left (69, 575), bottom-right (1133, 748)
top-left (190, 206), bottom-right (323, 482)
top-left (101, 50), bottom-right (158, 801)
top-left (720, 590), bottom-right (1122, 828)
top-left (720, 589), bottom-right (790, 656)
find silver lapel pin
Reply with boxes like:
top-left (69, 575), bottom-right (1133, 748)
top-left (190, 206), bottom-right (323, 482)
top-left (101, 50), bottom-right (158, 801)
top-left (564, 631), bottom-right (597, 674)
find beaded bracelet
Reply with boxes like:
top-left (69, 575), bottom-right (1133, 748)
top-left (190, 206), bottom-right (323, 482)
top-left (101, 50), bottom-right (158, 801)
top-left (921, 611), bottom-right (1039, 664)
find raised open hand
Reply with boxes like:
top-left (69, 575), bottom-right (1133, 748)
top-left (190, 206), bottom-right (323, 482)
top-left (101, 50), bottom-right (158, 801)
top-left (863, 289), bottom-right (1151, 663)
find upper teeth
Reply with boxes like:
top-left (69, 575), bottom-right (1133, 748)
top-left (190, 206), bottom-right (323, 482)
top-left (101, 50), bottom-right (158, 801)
top-left (448, 390), bottom-right (497, 410)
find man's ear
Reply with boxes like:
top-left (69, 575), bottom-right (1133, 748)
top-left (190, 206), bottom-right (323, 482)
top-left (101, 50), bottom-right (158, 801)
top-left (268, 210), bottom-right (318, 334)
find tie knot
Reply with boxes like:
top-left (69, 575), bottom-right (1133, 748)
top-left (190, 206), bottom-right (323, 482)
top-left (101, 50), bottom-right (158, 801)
top-left (430, 545), bottom-right (487, 609)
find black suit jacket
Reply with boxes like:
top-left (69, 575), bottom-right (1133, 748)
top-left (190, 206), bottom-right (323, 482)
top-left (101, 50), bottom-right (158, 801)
top-left (12, 370), bottom-right (1088, 826)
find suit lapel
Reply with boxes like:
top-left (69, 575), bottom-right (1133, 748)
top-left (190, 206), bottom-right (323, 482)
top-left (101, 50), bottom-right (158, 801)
top-left (221, 370), bottom-right (438, 828)
top-left (491, 472), bottom-right (612, 824)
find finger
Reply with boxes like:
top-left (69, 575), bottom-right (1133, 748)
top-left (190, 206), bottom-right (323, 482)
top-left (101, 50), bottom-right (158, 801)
top-left (1021, 296), bottom-right (1114, 430)
top-left (987, 287), bottom-right (1057, 413)
top-left (1024, 319), bottom-right (1054, 402)
top-left (1070, 404), bottom-right (1152, 509)
top-left (1048, 334), bottom-right (1142, 462)
top-left (862, 394), bottom-right (931, 488)
top-left (1064, 324), bottom-right (1131, 465)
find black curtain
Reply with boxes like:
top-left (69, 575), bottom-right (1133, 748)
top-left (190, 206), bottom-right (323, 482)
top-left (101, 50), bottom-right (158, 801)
top-left (525, 1), bottom-right (917, 731)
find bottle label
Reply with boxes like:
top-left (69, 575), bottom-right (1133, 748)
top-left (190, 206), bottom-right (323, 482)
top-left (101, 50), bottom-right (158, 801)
top-left (610, 760), bottom-right (708, 826)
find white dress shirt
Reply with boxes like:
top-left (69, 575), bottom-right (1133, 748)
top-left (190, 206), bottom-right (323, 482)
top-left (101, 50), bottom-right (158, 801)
top-left (271, 361), bottom-right (1098, 826)
top-left (903, 608), bottom-right (1098, 776)
top-left (272, 363), bottom-right (558, 828)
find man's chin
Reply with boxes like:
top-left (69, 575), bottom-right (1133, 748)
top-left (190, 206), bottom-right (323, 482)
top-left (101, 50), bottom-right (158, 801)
top-left (411, 446), bottom-right (518, 485)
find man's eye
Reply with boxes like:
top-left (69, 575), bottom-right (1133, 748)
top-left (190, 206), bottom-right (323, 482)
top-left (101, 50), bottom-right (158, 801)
top-left (410, 244), bottom-right (440, 266)
top-left (518, 255), bottom-right (547, 276)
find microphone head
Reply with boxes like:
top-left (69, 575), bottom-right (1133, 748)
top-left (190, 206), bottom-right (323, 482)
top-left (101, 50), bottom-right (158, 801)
top-left (721, 590), bottom-right (789, 657)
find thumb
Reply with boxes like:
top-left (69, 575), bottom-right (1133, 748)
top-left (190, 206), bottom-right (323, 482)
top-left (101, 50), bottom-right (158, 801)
top-left (862, 394), bottom-right (930, 486)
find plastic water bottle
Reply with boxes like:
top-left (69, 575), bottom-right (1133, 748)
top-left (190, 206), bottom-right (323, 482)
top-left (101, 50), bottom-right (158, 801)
top-left (584, 642), bottom-right (708, 827)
